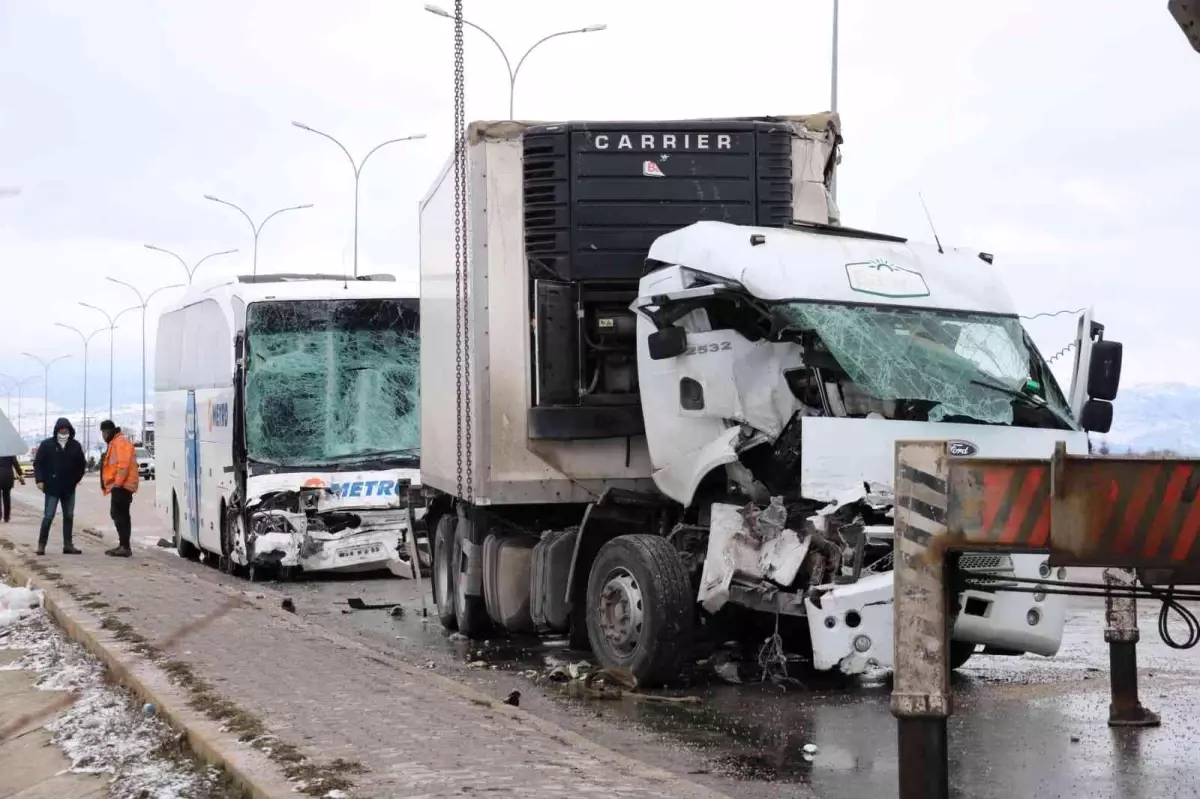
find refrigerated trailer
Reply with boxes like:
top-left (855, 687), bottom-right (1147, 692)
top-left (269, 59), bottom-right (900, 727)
top-left (419, 116), bottom-right (1124, 685)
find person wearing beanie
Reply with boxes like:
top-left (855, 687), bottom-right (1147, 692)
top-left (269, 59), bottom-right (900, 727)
top-left (99, 420), bottom-right (139, 557)
top-left (32, 417), bottom-right (87, 555)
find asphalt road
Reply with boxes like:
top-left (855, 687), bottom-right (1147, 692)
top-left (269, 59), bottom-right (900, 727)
top-left (16, 480), bottom-right (1200, 799)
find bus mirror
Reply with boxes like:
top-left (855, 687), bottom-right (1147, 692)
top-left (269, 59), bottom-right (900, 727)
top-left (1087, 339), bottom-right (1122, 401)
top-left (1080, 398), bottom-right (1113, 434)
top-left (648, 326), bottom-right (687, 360)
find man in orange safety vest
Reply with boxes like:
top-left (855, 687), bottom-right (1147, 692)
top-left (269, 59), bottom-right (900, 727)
top-left (99, 419), bottom-right (139, 557)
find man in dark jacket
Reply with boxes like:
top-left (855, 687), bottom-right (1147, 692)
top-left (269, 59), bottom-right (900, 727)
top-left (0, 453), bottom-right (25, 523)
top-left (32, 417), bottom-right (87, 555)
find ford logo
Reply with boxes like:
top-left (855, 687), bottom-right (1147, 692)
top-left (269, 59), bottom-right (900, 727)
top-left (948, 440), bottom-right (978, 457)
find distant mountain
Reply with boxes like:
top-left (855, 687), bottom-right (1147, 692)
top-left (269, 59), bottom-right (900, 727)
top-left (1097, 383), bottom-right (1200, 455)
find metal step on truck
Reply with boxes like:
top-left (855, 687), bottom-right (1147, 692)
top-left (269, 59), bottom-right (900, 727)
top-left (417, 115), bottom-right (1124, 686)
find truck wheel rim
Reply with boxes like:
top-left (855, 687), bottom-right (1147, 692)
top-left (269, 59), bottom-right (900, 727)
top-left (597, 568), bottom-right (644, 656)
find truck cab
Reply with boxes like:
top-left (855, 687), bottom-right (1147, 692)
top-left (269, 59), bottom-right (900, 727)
top-left (631, 219), bottom-right (1122, 673)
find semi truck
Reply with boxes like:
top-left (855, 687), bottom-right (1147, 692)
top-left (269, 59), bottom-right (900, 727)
top-left (417, 115), bottom-right (1123, 686)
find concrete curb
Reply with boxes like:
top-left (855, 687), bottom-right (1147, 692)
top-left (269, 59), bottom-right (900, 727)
top-left (1, 501), bottom-right (732, 799)
top-left (0, 548), bottom-right (296, 799)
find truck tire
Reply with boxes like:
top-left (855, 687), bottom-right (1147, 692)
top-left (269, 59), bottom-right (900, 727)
top-left (585, 534), bottom-right (694, 687)
top-left (432, 515), bottom-right (458, 631)
top-left (950, 641), bottom-right (976, 670)
top-left (453, 518), bottom-right (492, 638)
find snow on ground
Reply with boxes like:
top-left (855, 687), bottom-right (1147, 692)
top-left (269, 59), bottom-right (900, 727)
top-left (1, 577), bottom-right (228, 799)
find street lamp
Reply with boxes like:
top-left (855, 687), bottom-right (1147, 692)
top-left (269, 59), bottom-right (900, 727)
top-left (78, 302), bottom-right (139, 422)
top-left (54, 323), bottom-right (107, 455)
top-left (0, 374), bottom-right (41, 442)
top-left (291, 122), bottom-right (425, 278)
top-left (21, 354), bottom-right (70, 439)
top-left (104, 279), bottom-right (184, 443)
top-left (143, 245), bottom-right (238, 285)
top-left (203, 195), bottom-right (313, 277)
top-left (423, 4), bottom-right (606, 119)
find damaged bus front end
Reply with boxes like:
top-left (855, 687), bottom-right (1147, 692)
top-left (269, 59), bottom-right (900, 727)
top-left (231, 470), bottom-right (420, 576)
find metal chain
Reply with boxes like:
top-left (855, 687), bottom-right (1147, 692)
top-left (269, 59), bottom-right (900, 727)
top-left (459, 0), bottom-right (473, 504)
top-left (453, 0), bottom-right (466, 501)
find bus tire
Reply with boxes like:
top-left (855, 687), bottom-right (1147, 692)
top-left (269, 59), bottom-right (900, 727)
top-left (585, 534), bottom-right (693, 688)
top-left (432, 515), bottom-right (458, 630)
top-left (950, 641), bottom-right (977, 670)
top-left (452, 519), bottom-right (492, 639)
top-left (172, 493), bottom-right (198, 561)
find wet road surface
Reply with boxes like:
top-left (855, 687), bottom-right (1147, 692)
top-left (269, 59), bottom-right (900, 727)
top-left (19, 481), bottom-right (1200, 799)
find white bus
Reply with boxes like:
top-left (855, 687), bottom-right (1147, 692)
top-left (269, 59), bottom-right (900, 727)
top-left (153, 273), bottom-right (421, 578)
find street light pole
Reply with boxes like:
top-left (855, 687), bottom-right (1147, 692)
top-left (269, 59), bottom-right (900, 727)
top-left (54, 323), bottom-right (106, 455)
top-left (78, 303), bottom-right (139, 422)
top-left (423, 5), bottom-right (607, 119)
top-left (21, 354), bottom-right (70, 439)
top-left (203, 196), bottom-right (313, 277)
top-left (1, 375), bottom-right (40, 442)
top-left (290, 122), bottom-right (426, 278)
top-left (104, 279), bottom-right (184, 442)
top-left (143, 245), bottom-right (238, 285)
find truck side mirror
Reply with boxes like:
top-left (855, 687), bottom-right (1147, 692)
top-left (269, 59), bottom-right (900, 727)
top-left (647, 326), bottom-right (687, 360)
top-left (1087, 339), bottom-right (1122, 401)
top-left (1080, 398), bottom-right (1113, 434)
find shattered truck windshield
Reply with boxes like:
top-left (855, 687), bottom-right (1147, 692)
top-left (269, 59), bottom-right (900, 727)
top-left (776, 302), bottom-right (1074, 428)
top-left (244, 297), bottom-right (420, 468)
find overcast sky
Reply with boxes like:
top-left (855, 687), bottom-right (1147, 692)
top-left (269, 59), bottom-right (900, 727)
top-left (1, 1), bottom-right (1197, 424)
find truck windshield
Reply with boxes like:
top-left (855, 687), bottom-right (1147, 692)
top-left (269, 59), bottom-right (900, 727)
top-left (244, 297), bottom-right (420, 468)
top-left (775, 302), bottom-right (1075, 428)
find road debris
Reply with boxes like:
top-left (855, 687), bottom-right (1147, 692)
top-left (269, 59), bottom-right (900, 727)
top-left (503, 690), bottom-right (520, 707)
top-left (281, 598), bottom-right (296, 614)
top-left (156, 538), bottom-right (173, 548)
top-left (346, 597), bottom-right (401, 611)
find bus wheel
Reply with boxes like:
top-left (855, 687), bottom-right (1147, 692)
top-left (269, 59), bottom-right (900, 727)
top-left (585, 534), bottom-right (693, 688)
top-left (172, 494), bottom-right (198, 561)
top-left (432, 515), bottom-right (458, 630)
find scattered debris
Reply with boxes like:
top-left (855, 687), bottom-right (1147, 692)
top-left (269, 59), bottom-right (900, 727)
top-left (448, 632), bottom-right (469, 643)
top-left (281, 598), bottom-right (296, 614)
top-left (346, 597), bottom-right (401, 611)
top-left (156, 538), bottom-right (173, 548)
top-left (503, 690), bottom-right (520, 707)
top-left (425, 661), bottom-right (435, 669)
top-left (468, 661), bottom-right (487, 669)
top-left (389, 606), bottom-right (405, 618)
top-left (802, 743), bottom-right (819, 755)
top-left (80, 527), bottom-right (105, 541)
top-left (1070, 736), bottom-right (1081, 744)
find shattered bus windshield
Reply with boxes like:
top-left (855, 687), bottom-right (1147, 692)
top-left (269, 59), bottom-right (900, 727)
top-left (245, 298), bottom-right (420, 468)
top-left (776, 302), bottom-right (1074, 427)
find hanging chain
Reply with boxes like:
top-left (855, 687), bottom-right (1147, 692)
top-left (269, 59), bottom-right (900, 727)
top-left (452, 0), bottom-right (471, 502)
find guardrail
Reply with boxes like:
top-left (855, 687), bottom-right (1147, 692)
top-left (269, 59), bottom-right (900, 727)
top-left (891, 441), bottom-right (1200, 799)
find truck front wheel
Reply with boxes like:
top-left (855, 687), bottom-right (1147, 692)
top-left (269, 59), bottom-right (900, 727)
top-left (585, 534), bottom-right (694, 687)
top-left (432, 515), bottom-right (458, 631)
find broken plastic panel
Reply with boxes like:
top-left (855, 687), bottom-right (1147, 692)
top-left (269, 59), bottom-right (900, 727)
top-left (777, 303), bottom-right (1067, 425)
top-left (245, 298), bottom-right (420, 468)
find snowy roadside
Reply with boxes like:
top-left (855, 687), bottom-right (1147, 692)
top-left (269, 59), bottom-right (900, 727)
top-left (0, 579), bottom-right (232, 799)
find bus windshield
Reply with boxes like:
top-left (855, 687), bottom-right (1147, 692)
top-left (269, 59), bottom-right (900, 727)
top-left (244, 297), bottom-right (420, 469)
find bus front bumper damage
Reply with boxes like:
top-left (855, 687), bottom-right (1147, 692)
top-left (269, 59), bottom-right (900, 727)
top-left (241, 486), bottom-right (414, 575)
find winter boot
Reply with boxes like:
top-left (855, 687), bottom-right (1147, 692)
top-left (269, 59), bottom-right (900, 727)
top-left (104, 546), bottom-right (132, 558)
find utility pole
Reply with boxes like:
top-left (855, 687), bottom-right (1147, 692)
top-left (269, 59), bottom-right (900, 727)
top-left (203, 195), bottom-right (312, 277)
top-left (21, 354), bottom-right (70, 439)
top-left (54, 323), bottom-right (107, 454)
top-left (424, 4), bottom-right (606, 119)
top-left (291, 122), bottom-right (425, 278)
top-left (103, 279), bottom-right (183, 442)
top-left (78, 303), bottom-right (140, 421)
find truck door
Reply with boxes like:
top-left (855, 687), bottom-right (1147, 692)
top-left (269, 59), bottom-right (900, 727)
top-left (184, 391), bottom-right (201, 545)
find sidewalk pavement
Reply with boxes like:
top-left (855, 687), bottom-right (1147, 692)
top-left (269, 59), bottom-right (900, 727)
top-left (0, 648), bottom-right (105, 798)
top-left (0, 494), bottom-right (729, 799)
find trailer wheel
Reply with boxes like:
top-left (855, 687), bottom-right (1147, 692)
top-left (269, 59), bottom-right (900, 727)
top-left (452, 519), bottom-right (492, 638)
top-left (950, 641), bottom-right (976, 670)
top-left (432, 515), bottom-right (458, 631)
top-left (585, 534), bottom-right (694, 687)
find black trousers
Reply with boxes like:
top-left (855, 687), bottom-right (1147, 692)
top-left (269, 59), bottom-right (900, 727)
top-left (110, 487), bottom-right (133, 548)
top-left (0, 486), bottom-right (10, 522)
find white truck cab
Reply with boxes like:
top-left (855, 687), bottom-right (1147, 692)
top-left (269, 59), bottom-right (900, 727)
top-left (632, 219), bottom-right (1120, 672)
